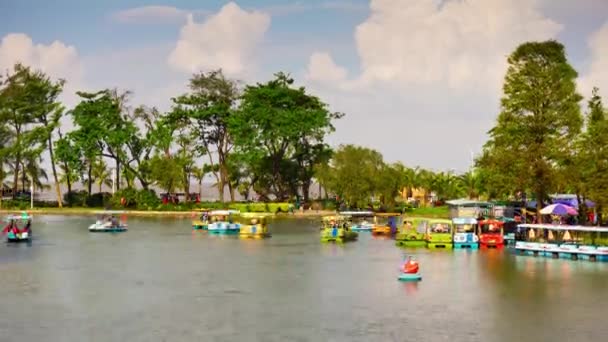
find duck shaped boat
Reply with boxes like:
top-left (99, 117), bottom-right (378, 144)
top-left (398, 256), bottom-right (422, 281)
top-left (2, 213), bottom-right (33, 243)
top-left (89, 211), bottom-right (128, 232)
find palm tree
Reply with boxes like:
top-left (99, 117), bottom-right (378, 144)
top-left (459, 170), bottom-right (480, 199)
top-left (21, 155), bottom-right (49, 194)
top-left (191, 166), bottom-right (207, 198)
top-left (91, 159), bottom-right (112, 193)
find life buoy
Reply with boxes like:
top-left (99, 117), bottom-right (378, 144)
top-left (120, 197), bottom-right (126, 206)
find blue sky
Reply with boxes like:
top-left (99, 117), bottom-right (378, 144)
top-left (1, 0), bottom-right (607, 172)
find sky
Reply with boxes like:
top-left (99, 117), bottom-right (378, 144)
top-left (1, 0), bottom-right (607, 173)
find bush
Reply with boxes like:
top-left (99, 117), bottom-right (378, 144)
top-left (63, 190), bottom-right (88, 207)
top-left (267, 202), bottom-right (290, 213)
top-left (86, 192), bottom-right (112, 208)
top-left (247, 202), bottom-right (267, 212)
top-left (136, 189), bottom-right (161, 210)
top-left (110, 188), bottom-right (138, 208)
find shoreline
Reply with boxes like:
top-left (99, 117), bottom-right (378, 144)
top-left (0, 207), bottom-right (448, 219)
top-left (0, 208), bottom-right (337, 218)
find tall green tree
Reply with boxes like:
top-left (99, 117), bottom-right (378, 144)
top-left (171, 70), bottom-right (239, 202)
top-left (477, 41), bottom-right (583, 221)
top-left (321, 144), bottom-right (384, 208)
top-left (578, 87), bottom-right (608, 222)
top-left (0, 64), bottom-right (47, 198)
top-left (69, 90), bottom-right (137, 192)
top-left (231, 72), bottom-right (341, 201)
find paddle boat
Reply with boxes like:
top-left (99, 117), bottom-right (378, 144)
top-left (191, 209), bottom-right (210, 230)
top-left (452, 217), bottom-right (479, 249)
top-left (340, 211), bottom-right (374, 231)
top-left (238, 213), bottom-right (272, 239)
top-left (371, 213), bottom-right (401, 236)
top-left (426, 218), bottom-right (453, 249)
top-left (515, 224), bottom-right (608, 262)
top-left (398, 256), bottom-right (422, 281)
top-left (477, 219), bottom-right (504, 248)
top-left (2, 213), bottom-right (32, 243)
top-left (320, 215), bottom-right (358, 243)
top-left (207, 210), bottom-right (241, 234)
top-left (89, 211), bottom-right (128, 232)
top-left (395, 217), bottom-right (428, 247)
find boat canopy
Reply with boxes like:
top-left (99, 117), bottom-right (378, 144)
top-left (518, 224), bottom-right (608, 233)
top-left (428, 218), bottom-right (452, 224)
top-left (452, 217), bottom-right (477, 225)
top-left (446, 199), bottom-right (492, 207)
top-left (4, 214), bottom-right (32, 221)
top-left (339, 211), bottom-right (374, 216)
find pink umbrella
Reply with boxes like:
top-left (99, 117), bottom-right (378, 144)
top-left (540, 203), bottom-right (578, 216)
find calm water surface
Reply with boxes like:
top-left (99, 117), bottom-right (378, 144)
top-left (1, 216), bottom-right (607, 342)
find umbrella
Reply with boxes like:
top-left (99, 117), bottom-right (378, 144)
top-left (540, 203), bottom-right (578, 216)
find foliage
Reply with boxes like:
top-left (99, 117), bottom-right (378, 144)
top-left (476, 41), bottom-right (583, 219)
top-left (230, 72), bottom-right (342, 201)
top-left (63, 190), bottom-right (88, 207)
top-left (171, 70), bottom-right (239, 202)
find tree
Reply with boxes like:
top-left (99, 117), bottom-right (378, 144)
top-left (171, 70), bottom-right (239, 202)
top-left (476, 41), bottom-right (583, 221)
top-left (91, 158), bottom-right (112, 193)
top-left (69, 90), bottom-right (137, 192)
top-left (0, 64), bottom-right (47, 198)
top-left (149, 154), bottom-right (185, 195)
top-left (578, 87), bottom-right (608, 222)
top-left (231, 72), bottom-right (342, 201)
top-left (321, 145), bottom-right (384, 208)
top-left (55, 135), bottom-right (84, 199)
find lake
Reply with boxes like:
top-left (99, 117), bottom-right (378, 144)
top-left (1, 216), bottom-right (607, 341)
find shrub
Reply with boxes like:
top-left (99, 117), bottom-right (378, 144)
top-left (136, 189), bottom-right (161, 210)
top-left (111, 188), bottom-right (138, 208)
top-left (248, 202), bottom-right (267, 212)
top-left (86, 192), bottom-right (112, 208)
top-left (63, 190), bottom-right (88, 207)
top-left (268, 202), bottom-right (290, 213)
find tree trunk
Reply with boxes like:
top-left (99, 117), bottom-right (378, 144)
top-left (98, 181), bottom-right (103, 194)
top-left (87, 162), bottom-right (92, 196)
top-left (47, 137), bottom-right (63, 208)
top-left (302, 180), bottom-right (311, 203)
top-left (217, 177), bottom-right (225, 203)
top-left (536, 189), bottom-right (543, 224)
top-left (184, 172), bottom-right (191, 202)
top-left (198, 179), bottom-right (202, 198)
top-left (12, 157), bottom-right (20, 199)
top-left (115, 159), bottom-right (120, 191)
top-left (228, 181), bottom-right (235, 202)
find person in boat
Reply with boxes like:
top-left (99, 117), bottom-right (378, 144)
top-left (23, 219), bottom-right (31, 234)
top-left (402, 256), bottom-right (419, 274)
top-left (2, 219), bottom-right (14, 235)
top-left (110, 215), bottom-right (118, 227)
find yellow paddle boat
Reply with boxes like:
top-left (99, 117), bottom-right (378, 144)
top-left (238, 213), bottom-right (272, 239)
top-left (371, 213), bottom-right (401, 236)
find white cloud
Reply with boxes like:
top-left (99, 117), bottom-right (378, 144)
top-left (580, 22), bottom-right (608, 99)
top-left (0, 33), bottom-right (82, 82)
top-left (310, 0), bottom-right (562, 93)
top-left (167, 2), bottom-right (270, 76)
top-left (306, 52), bottom-right (348, 83)
top-left (0, 33), bottom-right (83, 106)
top-left (112, 5), bottom-right (209, 24)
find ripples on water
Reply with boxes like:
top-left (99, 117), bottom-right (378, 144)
top-left (0, 216), bottom-right (607, 342)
